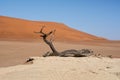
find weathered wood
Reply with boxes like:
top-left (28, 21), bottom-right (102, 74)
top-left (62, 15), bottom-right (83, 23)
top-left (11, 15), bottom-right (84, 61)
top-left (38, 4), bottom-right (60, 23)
top-left (34, 26), bottom-right (93, 57)
top-left (34, 26), bottom-right (59, 56)
top-left (60, 49), bottom-right (93, 57)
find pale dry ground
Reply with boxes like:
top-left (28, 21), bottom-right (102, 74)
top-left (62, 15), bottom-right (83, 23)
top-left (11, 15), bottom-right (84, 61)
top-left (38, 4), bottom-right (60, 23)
top-left (0, 57), bottom-right (120, 80)
top-left (0, 41), bottom-right (120, 67)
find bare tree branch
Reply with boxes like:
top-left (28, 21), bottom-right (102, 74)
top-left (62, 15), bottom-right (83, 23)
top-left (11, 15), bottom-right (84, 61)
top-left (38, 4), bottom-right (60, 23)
top-left (40, 26), bottom-right (45, 34)
top-left (34, 26), bottom-right (59, 56)
top-left (34, 26), bottom-right (93, 57)
top-left (50, 29), bottom-right (56, 42)
top-left (34, 26), bottom-right (45, 34)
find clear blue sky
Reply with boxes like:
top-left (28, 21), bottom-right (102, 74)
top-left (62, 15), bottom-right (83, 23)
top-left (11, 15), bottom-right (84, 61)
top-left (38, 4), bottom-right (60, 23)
top-left (0, 0), bottom-right (120, 40)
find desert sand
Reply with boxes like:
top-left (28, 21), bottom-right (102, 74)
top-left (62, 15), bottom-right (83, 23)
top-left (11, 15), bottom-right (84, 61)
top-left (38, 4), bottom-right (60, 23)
top-left (0, 41), bottom-right (120, 67)
top-left (0, 16), bottom-right (120, 80)
top-left (0, 57), bottom-right (120, 80)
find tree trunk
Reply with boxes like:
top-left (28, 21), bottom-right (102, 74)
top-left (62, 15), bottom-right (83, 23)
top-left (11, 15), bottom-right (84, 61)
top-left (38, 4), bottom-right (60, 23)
top-left (34, 26), bottom-right (59, 56)
top-left (43, 36), bottom-right (59, 56)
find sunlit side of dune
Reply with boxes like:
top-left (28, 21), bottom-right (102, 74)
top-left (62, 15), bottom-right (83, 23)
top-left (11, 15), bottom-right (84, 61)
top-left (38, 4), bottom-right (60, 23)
top-left (0, 16), bottom-right (106, 42)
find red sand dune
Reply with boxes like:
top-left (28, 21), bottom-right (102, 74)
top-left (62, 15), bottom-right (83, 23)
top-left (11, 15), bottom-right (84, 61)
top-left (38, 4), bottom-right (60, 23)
top-left (0, 16), bottom-right (106, 42)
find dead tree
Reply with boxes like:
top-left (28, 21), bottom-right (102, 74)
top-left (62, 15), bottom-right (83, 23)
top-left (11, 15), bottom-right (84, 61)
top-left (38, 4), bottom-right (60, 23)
top-left (34, 26), bottom-right (93, 57)
top-left (34, 26), bottom-right (59, 56)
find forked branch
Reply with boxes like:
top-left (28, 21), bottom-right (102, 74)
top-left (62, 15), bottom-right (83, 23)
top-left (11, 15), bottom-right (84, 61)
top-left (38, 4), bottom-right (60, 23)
top-left (34, 26), bottom-right (93, 57)
top-left (34, 26), bottom-right (59, 56)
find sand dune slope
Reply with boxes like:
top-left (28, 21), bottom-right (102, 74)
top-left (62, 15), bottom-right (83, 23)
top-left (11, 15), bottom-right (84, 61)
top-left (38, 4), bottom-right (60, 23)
top-left (0, 16), bottom-right (106, 42)
top-left (0, 57), bottom-right (120, 80)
